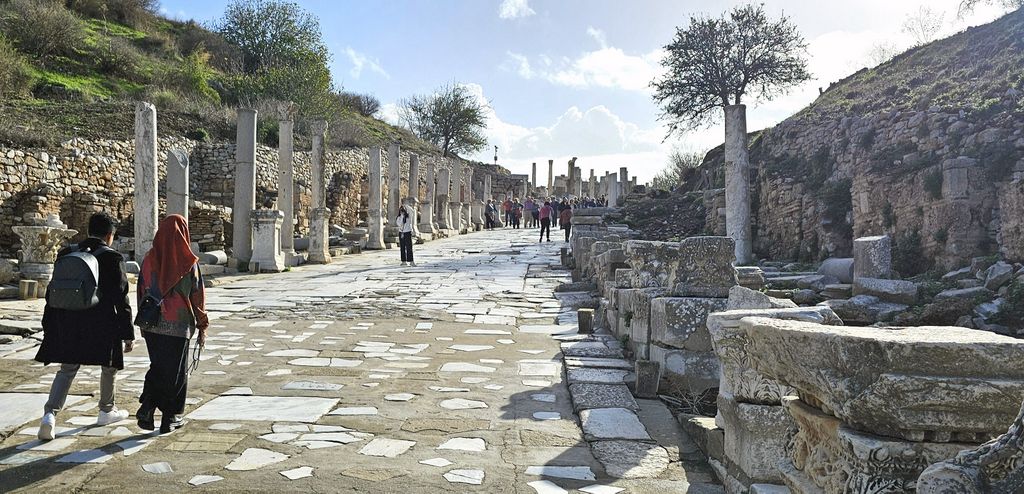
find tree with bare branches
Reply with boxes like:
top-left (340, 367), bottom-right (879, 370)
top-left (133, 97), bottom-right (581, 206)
top-left (399, 83), bottom-right (489, 157)
top-left (902, 6), bottom-right (946, 47)
top-left (652, 3), bottom-right (810, 264)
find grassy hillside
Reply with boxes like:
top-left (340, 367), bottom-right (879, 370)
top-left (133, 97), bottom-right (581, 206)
top-left (0, 0), bottom-right (437, 154)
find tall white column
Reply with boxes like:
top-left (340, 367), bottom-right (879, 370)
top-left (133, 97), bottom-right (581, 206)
top-left (437, 166), bottom-right (452, 230)
top-left (366, 147), bottom-right (386, 249)
top-left (307, 120), bottom-right (331, 263)
top-left (419, 162), bottom-right (437, 234)
top-left (547, 159), bottom-right (554, 190)
top-left (725, 104), bottom-right (753, 265)
top-left (407, 153), bottom-right (421, 238)
top-left (134, 102), bottom-right (158, 261)
top-left (619, 167), bottom-right (629, 197)
top-left (276, 102), bottom-right (296, 255)
top-left (484, 174), bottom-right (492, 201)
top-left (531, 162), bottom-right (537, 192)
top-left (387, 141), bottom-right (401, 224)
top-left (166, 148), bottom-right (189, 223)
top-left (231, 108), bottom-right (257, 265)
top-left (607, 172), bottom-right (619, 207)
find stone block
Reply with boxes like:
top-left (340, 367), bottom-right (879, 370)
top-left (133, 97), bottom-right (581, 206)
top-left (199, 264), bottom-right (226, 276)
top-left (736, 266), bottom-right (766, 290)
top-left (985, 261), bottom-right (1015, 291)
top-left (744, 318), bottom-right (1024, 441)
top-left (650, 297), bottom-right (727, 351)
top-left (679, 413), bottom-right (725, 463)
top-left (577, 308), bottom-right (594, 334)
top-left (650, 345), bottom-right (719, 394)
top-left (821, 294), bottom-right (906, 324)
top-left (718, 393), bottom-right (794, 484)
top-left (625, 240), bottom-right (675, 289)
top-left (707, 307), bottom-right (841, 405)
top-left (671, 236), bottom-right (739, 297)
top-left (817, 257), bottom-right (854, 284)
top-left (853, 235), bottom-right (891, 280)
top-left (853, 277), bottom-right (919, 305)
top-left (934, 286), bottom-right (994, 302)
top-left (613, 268), bottom-right (632, 288)
top-left (18, 279), bottom-right (37, 300)
top-left (782, 397), bottom-right (974, 494)
top-left (750, 485), bottom-right (790, 494)
top-left (569, 383), bottom-right (639, 411)
top-left (796, 274), bottom-right (839, 291)
top-left (634, 360), bottom-right (661, 398)
top-left (726, 285), bottom-right (796, 310)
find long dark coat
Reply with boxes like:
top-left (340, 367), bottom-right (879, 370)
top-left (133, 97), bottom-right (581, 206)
top-left (35, 238), bottom-right (135, 369)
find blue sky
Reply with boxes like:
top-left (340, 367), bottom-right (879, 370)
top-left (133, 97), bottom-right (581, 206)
top-left (158, 0), bottom-right (1006, 182)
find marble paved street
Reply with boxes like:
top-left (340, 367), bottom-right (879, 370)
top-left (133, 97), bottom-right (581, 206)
top-left (0, 228), bottom-right (719, 493)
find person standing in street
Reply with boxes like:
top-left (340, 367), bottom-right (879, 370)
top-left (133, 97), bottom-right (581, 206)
top-left (539, 201), bottom-right (553, 242)
top-left (502, 197), bottom-right (513, 226)
top-left (136, 215), bottom-right (208, 434)
top-left (560, 201), bottom-right (574, 243)
top-left (485, 200), bottom-right (497, 230)
top-left (524, 196), bottom-right (537, 228)
top-left (35, 213), bottom-right (135, 440)
top-left (397, 205), bottom-right (416, 266)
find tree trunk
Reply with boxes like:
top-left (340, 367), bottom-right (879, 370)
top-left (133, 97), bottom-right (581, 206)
top-left (724, 104), bottom-right (753, 265)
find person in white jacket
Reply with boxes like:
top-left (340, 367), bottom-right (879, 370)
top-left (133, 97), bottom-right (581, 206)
top-left (396, 206), bottom-right (416, 266)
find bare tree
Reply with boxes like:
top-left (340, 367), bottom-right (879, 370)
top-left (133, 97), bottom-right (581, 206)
top-left (652, 3), bottom-right (811, 134)
top-left (866, 41), bottom-right (902, 67)
top-left (398, 83), bottom-right (489, 157)
top-left (652, 3), bottom-right (810, 265)
top-left (958, 0), bottom-right (1024, 17)
top-left (651, 148), bottom-right (705, 190)
top-left (902, 6), bottom-right (946, 47)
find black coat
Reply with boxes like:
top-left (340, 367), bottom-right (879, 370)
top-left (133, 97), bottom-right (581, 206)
top-left (35, 238), bottom-right (135, 369)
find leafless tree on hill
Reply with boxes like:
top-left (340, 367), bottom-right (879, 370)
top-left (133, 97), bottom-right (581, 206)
top-left (902, 6), bottom-right (946, 47)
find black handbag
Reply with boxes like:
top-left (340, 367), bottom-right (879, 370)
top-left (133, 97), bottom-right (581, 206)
top-left (134, 288), bottom-right (165, 327)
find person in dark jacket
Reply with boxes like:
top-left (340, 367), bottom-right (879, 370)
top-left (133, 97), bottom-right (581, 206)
top-left (35, 213), bottom-right (135, 440)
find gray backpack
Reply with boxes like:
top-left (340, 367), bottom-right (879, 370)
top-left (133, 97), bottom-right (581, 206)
top-left (47, 246), bottom-right (110, 311)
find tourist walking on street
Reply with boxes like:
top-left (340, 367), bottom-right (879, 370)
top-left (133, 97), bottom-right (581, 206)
top-left (35, 213), bottom-right (135, 440)
top-left (524, 196), bottom-right (537, 228)
top-left (485, 200), bottom-right (497, 230)
top-left (511, 198), bottom-right (523, 229)
top-left (502, 197), bottom-right (513, 226)
top-left (397, 205), bottom-right (416, 266)
top-left (560, 202), bottom-right (573, 242)
top-left (539, 200), bottom-right (553, 242)
top-left (136, 214), bottom-right (208, 434)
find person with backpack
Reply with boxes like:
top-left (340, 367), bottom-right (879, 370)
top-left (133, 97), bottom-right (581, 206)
top-left (560, 201), bottom-right (573, 242)
top-left (136, 214), bottom-right (208, 434)
top-left (35, 213), bottom-right (135, 440)
top-left (396, 205), bottom-right (416, 267)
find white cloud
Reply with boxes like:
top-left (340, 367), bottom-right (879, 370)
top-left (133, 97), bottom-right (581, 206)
top-left (501, 29), bottom-right (665, 93)
top-left (498, 0), bottom-right (535, 19)
top-left (344, 47), bottom-right (390, 80)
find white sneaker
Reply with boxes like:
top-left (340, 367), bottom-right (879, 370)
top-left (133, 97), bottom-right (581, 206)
top-left (401, 262), bottom-right (409, 266)
top-left (96, 408), bottom-right (130, 425)
top-left (38, 412), bottom-right (56, 441)
top-left (409, 262), bottom-right (417, 267)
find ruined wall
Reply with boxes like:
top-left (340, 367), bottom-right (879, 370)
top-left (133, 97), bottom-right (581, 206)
top-left (1, 134), bottom-right (502, 257)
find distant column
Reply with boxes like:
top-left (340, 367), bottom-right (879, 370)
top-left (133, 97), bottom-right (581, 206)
top-left (276, 102), bottom-right (296, 255)
top-left (437, 166), bottom-right (452, 230)
top-left (566, 158), bottom-right (575, 196)
top-left (531, 162), bottom-right (537, 192)
top-left (406, 153), bottom-right (421, 238)
top-left (547, 159), bottom-right (554, 190)
top-left (166, 148), bottom-right (189, 222)
top-left (607, 172), bottom-right (619, 206)
top-left (134, 102), bottom-right (158, 261)
top-left (231, 108), bottom-right (257, 265)
top-left (419, 162), bottom-right (437, 234)
top-left (307, 120), bottom-right (331, 264)
top-left (574, 166), bottom-right (583, 196)
top-left (619, 167), bottom-right (629, 197)
top-left (387, 141), bottom-right (401, 224)
top-left (484, 174), bottom-right (492, 201)
top-left (366, 147), bottom-right (386, 250)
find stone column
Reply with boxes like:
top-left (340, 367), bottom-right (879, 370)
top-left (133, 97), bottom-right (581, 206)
top-left (547, 159), bottom-right (554, 190)
top-left (250, 209), bottom-right (285, 272)
top-left (725, 104), bottom-right (753, 265)
top-left (166, 148), bottom-right (189, 222)
top-left (450, 201), bottom-right (463, 234)
top-left (589, 174), bottom-right (597, 198)
top-left (276, 102), bottom-right (296, 256)
top-left (620, 167), bottom-right (629, 197)
top-left (134, 101), bottom-right (158, 261)
top-left (419, 162), bottom-right (437, 234)
top-left (387, 141), bottom-right (401, 228)
top-left (307, 120), bottom-right (331, 264)
top-left (365, 147), bottom-right (386, 250)
top-left (566, 158), bottom-right (576, 197)
top-left (437, 166), bottom-right (452, 230)
top-left (231, 108), bottom-right (257, 265)
top-left (484, 174), bottom-right (492, 201)
top-left (531, 162), bottom-right (537, 192)
top-left (574, 166), bottom-right (584, 196)
top-left (406, 153), bottom-right (421, 238)
top-left (607, 172), bottom-right (619, 206)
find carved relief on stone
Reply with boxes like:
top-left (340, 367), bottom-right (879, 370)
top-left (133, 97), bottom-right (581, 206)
top-left (784, 397), bottom-right (850, 493)
top-left (13, 223), bottom-right (78, 265)
top-left (670, 236), bottom-right (738, 297)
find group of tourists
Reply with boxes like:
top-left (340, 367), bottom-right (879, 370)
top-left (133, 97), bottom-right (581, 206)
top-left (483, 194), bottom-right (608, 243)
top-left (36, 213), bottom-right (208, 438)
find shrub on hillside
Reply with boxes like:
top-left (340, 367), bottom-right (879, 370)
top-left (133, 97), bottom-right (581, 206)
top-left (95, 37), bottom-right (148, 82)
top-left (65, 0), bottom-right (158, 28)
top-left (336, 91), bottom-right (381, 117)
top-left (0, 34), bottom-right (36, 98)
top-left (1, 0), bottom-right (85, 62)
top-left (164, 49), bottom-right (220, 103)
top-left (174, 21), bottom-right (242, 72)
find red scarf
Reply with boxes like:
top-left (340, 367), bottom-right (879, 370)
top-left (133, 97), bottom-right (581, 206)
top-left (142, 215), bottom-right (199, 296)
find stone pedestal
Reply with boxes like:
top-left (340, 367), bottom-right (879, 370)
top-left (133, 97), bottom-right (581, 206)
top-left (853, 235), bottom-right (892, 280)
top-left (166, 148), bottom-right (189, 222)
top-left (250, 209), bottom-right (286, 272)
top-left (307, 208), bottom-right (332, 263)
top-left (12, 217), bottom-right (78, 295)
top-left (578, 308), bottom-right (595, 334)
top-left (634, 360), bottom-right (662, 398)
top-left (419, 163), bottom-right (437, 234)
top-left (19, 279), bottom-right (37, 300)
top-left (232, 108), bottom-right (258, 265)
top-left (449, 202), bottom-right (463, 235)
top-left (134, 102), bottom-right (158, 261)
top-left (277, 103), bottom-right (296, 256)
top-left (471, 199), bottom-right (484, 230)
top-left (724, 104), bottom-right (752, 265)
top-left (365, 147), bottom-right (386, 250)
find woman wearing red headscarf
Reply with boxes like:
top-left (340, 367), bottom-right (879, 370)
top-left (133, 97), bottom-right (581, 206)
top-left (136, 215), bottom-right (208, 434)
